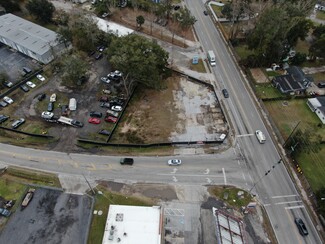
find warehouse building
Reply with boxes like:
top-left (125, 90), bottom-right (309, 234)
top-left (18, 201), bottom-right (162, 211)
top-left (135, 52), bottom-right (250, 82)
top-left (0, 14), bottom-right (69, 64)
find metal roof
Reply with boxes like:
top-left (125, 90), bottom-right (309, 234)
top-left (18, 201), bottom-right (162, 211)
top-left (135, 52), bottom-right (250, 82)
top-left (0, 14), bottom-right (59, 55)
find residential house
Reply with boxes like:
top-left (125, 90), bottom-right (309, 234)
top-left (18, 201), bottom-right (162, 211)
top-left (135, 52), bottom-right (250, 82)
top-left (307, 96), bottom-right (325, 124)
top-left (272, 66), bottom-right (313, 94)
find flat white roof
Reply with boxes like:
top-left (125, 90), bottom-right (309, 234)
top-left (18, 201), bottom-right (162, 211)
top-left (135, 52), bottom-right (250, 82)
top-left (94, 17), bottom-right (134, 37)
top-left (0, 14), bottom-right (59, 55)
top-left (102, 205), bottom-right (161, 244)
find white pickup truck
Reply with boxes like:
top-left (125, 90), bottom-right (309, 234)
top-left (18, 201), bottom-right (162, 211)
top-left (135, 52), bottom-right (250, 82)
top-left (255, 130), bottom-right (266, 144)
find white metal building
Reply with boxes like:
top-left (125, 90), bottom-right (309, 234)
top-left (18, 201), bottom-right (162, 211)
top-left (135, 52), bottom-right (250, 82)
top-left (102, 205), bottom-right (162, 244)
top-left (307, 97), bottom-right (325, 124)
top-left (0, 14), bottom-right (68, 64)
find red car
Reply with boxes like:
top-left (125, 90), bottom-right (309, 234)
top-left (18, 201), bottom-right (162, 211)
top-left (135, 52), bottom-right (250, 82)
top-left (88, 117), bottom-right (101, 124)
top-left (105, 116), bottom-right (117, 123)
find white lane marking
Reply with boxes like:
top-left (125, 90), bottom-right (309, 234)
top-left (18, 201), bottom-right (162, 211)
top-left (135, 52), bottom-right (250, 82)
top-left (236, 134), bottom-right (254, 138)
top-left (206, 178), bottom-right (212, 184)
top-left (285, 206), bottom-right (305, 210)
top-left (271, 194), bottom-right (297, 199)
top-left (275, 200), bottom-right (302, 205)
top-left (222, 168), bottom-right (227, 185)
top-left (164, 208), bottom-right (185, 216)
top-left (157, 173), bottom-right (224, 177)
top-left (204, 168), bottom-right (210, 174)
top-left (264, 204), bottom-right (271, 207)
top-left (242, 172), bottom-right (246, 181)
top-left (172, 176), bottom-right (178, 182)
top-left (171, 168), bottom-right (178, 174)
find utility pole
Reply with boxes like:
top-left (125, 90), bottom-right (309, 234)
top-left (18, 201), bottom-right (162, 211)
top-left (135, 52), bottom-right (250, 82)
top-left (283, 121), bottom-right (301, 148)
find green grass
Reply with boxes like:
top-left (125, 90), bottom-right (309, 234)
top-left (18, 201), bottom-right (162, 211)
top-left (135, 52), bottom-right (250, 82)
top-left (295, 39), bottom-right (310, 54)
top-left (296, 145), bottom-right (325, 192)
top-left (254, 84), bottom-right (285, 99)
top-left (209, 186), bottom-right (252, 209)
top-left (316, 10), bottom-right (325, 20)
top-left (189, 59), bottom-right (206, 73)
top-left (211, 5), bottom-right (224, 17)
top-left (88, 185), bottom-right (153, 244)
top-left (0, 177), bottom-right (26, 201)
top-left (234, 45), bottom-right (254, 60)
top-left (310, 72), bottom-right (325, 82)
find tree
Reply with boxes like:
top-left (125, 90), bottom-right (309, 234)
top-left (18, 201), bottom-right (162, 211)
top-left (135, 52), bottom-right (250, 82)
top-left (312, 24), bottom-right (325, 38)
top-left (108, 35), bottom-right (169, 95)
top-left (136, 15), bottom-right (145, 29)
top-left (315, 187), bottom-right (325, 216)
top-left (60, 52), bottom-right (89, 87)
top-left (176, 7), bottom-right (196, 30)
top-left (309, 37), bottom-right (325, 59)
top-left (0, 0), bottom-right (20, 12)
top-left (26, 0), bottom-right (55, 23)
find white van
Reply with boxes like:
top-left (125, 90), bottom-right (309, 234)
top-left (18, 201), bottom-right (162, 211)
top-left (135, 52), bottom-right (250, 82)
top-left (255, 130), bottom-right (266, 144)
top-left (69, 98), bottom-right (77, 111)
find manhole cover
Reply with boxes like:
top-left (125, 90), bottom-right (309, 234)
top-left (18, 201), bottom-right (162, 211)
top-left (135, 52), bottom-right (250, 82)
top-left (98, 210), bottom-right (103, 216)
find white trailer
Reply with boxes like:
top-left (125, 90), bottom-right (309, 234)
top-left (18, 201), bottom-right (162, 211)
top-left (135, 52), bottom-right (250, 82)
top-left (207, 50), bottom-right (216, 66)
top-left (58, 116), bottom-right (73, 126)
top-left (69, 98), bottom-right (77, 111)
top-left (255, 130), bottom-right (266, 144)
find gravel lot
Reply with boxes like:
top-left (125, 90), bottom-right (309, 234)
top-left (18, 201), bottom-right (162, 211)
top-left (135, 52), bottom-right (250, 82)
top-left (0, 188), bottom-right (93, 244)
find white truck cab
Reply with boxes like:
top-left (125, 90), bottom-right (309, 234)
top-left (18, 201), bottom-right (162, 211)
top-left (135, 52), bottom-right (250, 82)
top-left (255, 130), bottom-right (266, 144)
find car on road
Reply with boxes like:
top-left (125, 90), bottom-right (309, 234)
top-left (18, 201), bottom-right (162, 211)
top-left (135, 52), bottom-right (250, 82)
top-left (3, 96), bottom-right (13, 104)
top-left (203, 10), bottom-right (208, 15)
top-left (20, 84), bottom-right (29, 92)
top-left (41, 111), bottom-right (54, 120)
top-left (295, 218), bottom-right (308, 236)
top-left (105, 116), bottom-right (118, 123)
top-left (71, 120), bottom-right (84, 128)
top-left (120, 158), bottom-right (134, 165)
top-left (222, 89), bottom-right (229, 98)
top-left (100, 102), bottom-right (110, 108)
top-left (26, 81), bottom-right (36, 88)
top-left (98, 129), bottom-right (110, 135)
top-left (47, 102), bottom-right (54, 112)
top-left (37, 93), bottom-right (46, 101)
top-left (168, 159), bottom-right (182, 166)
top-left (0, 207), bottom-right (11, 217)
top-left (12, 118), bottom-right (25, 129)
top-left (0, 114), bottom-right (9, 123)
top-left (50, 93), bottom-right (56, 102)
top-left (111, 105), bottom-right (123, 112)
top-left (88, 117), bottom-right (101, 124)
top-left (36, 74), bottom-right (45, 81)
top-left (90, 111), bottom-right (102, 118)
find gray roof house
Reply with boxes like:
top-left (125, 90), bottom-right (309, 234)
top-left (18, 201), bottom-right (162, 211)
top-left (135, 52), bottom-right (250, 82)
top-left (307, 96), bottom-right (325, 124)
top-left (0, 14), bottom-right (69, 64)
top-left (272, 66), bottom-right (313, 94)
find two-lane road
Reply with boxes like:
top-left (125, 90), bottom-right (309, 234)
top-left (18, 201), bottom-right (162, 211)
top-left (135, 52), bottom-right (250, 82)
top-left (185, 0), bottom-right (322, 243)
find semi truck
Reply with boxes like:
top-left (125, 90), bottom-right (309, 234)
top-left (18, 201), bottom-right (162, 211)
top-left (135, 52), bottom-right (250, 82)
top-left (255, 130), bottom-right (266, 144)
top-left (207, 50), bottom-right (216, 66)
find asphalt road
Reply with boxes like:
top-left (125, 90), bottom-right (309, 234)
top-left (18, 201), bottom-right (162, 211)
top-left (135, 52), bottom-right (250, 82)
top-left (185, 0), bottom-right (322, 243)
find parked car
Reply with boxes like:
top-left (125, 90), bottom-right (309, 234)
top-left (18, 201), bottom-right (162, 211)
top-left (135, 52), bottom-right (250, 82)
top-left (23, 67), bottom-right (32, 75)
top-left (3, 96), bottom-right (13, 104)
top-left (105, 116), bottom-right (118, 123)
top-left (90, 111), bottom-right (102, 118)
top-left (174, 5), bottom-right (180, 10)
top-left (50, 93), bottom-right (56, 102)
top-left (106, 109), bottom-right (119, 118)
top-left (47, 102), bottom-right (54, 112)
top-left (26, 81), bottom-right (36, 88)
top-left (318, 82), bottom-right (325, 88)
top-left (97, 45), bottom-right (105, 52)
top-left (95, 53), bottom-right (103, 60)
top-left (100, 102), bottom-right (110, 108)
top-left (295, 218), bottom-right (308, 236)
top-left (111, 105), bottom-right (123, 112)
top-left (36, 74), bottom-right (45, 81)
top-left (12, 118), bottom-right (25, 129)
top-left (41, 111), bottom-right (54, 120)
top-left (0, 101), bottom-right (8, 107)
top-left (88, 117), bottom-right (101, 124)
top-left (120, 158), bottom-right (134, 165)
top-left (101, 12), bottom-right (109, 18)
top-left (102, 89), bottom-right (111, 94)
top-left (3, 80), bottom-right (13, 88)
top-left (0, 207), bottom-right (11, 217)
top-left (113, 70), bottom-right (123, 77)
top-left (37, 93), bottom-right (46, 101)
top-left (101, 77), bottom-right (111, 84)
top-left (0, 114), bottom-right (9, 123)
top-left (222, 89), bottom-right (229, 98)
top-left (71, 120), bottom-right (84, 128)
top-left (203, 10), bottom-right (208, 15)
top-left (99, 96), bottom-right (109, 102)
top-left (61, 105), bottom-right (69, 116)
top-left (98, 129), bottom-right (110, 135)
top-left (20, 84), bottom-right (29, 92)
top-left (107, 73), bottom-right (121, 82)
top-left (168, 159), bottom-right (182, 166)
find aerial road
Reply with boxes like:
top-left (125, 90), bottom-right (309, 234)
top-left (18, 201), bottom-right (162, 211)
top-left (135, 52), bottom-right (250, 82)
top-left (184, 0), bottom-right (322, 243)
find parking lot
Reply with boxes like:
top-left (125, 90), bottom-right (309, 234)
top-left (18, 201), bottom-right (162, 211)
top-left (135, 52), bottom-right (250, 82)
top-left (0, 188), bottom-right (92, 244)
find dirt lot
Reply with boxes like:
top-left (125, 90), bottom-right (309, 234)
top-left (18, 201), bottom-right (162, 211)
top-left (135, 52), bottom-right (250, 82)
top-left (0, 188), bottom-right (92, 244)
